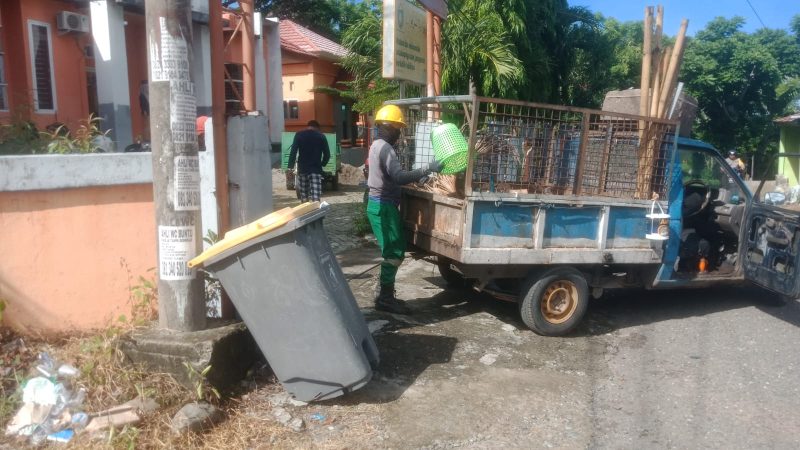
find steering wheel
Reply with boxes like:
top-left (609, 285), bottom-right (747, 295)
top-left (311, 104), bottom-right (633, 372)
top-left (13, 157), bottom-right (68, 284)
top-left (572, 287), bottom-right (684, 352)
top-left (683, 179), bottom-right (711, 218)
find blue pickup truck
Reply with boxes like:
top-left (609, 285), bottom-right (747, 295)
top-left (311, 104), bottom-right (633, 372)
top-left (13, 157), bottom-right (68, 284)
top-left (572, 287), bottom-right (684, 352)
top-left (389, 95), bottom-right (794, 336)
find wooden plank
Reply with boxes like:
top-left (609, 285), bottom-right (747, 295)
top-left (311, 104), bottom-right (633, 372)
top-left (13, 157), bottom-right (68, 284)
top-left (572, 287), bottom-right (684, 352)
top-left (465, 94), bottom-right (479, 194)
top-left (573, 113), bottom-right (592, 196)
top-left (598, 124), bottom-right (613, 193)
top-left (433, 201), bottom-right (465, 238)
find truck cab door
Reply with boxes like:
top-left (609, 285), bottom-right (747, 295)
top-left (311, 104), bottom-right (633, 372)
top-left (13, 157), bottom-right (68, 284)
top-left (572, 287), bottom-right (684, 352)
top-left (742, 153), bottom-right (800, 297)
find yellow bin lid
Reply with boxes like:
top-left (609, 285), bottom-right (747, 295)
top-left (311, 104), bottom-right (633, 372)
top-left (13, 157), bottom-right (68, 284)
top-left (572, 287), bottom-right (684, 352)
top-left (188, 202), bottom-right (320, 268)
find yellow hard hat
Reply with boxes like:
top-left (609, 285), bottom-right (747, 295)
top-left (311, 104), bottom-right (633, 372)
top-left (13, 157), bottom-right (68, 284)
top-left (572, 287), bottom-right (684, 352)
top-left (375, 104), bottom-right (406, 128)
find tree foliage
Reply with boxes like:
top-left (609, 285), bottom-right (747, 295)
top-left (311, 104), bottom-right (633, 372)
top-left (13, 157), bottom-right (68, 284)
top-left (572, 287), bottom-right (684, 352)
top-left (254, 0), bottom-right (372, 39)
top-left (681, 17), bottom-right (800, 156)
top-left (275, 0), bottom-right (800, 159)
top-left (440, 0), bottom-right (524, 97)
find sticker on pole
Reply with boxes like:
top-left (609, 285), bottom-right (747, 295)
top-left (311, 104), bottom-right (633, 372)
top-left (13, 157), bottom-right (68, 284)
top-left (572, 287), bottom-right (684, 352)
top-left (174, 155), bottom-right (200, 211)
top-left (158, 226), bottom-right (196, 280)
top-left (170, 79), bottom-right (197, 145)
top-left (150, 17), bottom-right (190, 82)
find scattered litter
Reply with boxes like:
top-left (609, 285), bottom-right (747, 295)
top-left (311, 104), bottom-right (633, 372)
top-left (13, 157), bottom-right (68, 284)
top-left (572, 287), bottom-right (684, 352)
top-left (4, 353), bottom-right (87, 446)
top-left (368, 320), bottom-right (390, 334)
top-left (85, 405), bottom-right (140, 433)
top-left (71, 413), bottom-right (89, 430)
top-left (46, 429), bottom-right (74, 443)
top-left (337, 164), bottom-right (365, 185)
top-left (309, 412), bottom-right (327, 422)
top-left (22, 377), bottom-right (58, 406)
top-left (501, 324), bottom-right (517, 332)
top-left (57, 364), bottom-right (80, 378)
top-left (479, 353), bottom-right (498, 366)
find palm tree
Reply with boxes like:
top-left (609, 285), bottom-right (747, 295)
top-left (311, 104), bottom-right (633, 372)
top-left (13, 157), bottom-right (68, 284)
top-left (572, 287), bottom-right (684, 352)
top-left (440, 0), bottom-right (524, 97)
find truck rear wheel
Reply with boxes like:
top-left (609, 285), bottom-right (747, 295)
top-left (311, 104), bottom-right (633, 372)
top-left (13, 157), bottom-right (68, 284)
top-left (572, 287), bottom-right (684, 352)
top-left (519, 267), bottom-right (589, 336)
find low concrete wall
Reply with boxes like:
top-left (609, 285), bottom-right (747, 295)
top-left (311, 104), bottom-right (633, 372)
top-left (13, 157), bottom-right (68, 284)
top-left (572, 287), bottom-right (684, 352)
top-left (1, 131), bottom-right (276, 332)
top-left (0, 153), bottom-right (157, 333)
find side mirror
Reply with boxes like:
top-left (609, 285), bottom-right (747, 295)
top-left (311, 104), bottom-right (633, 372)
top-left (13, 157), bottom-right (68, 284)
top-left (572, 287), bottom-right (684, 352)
top-left (764, 192), bottom-right (786, 205)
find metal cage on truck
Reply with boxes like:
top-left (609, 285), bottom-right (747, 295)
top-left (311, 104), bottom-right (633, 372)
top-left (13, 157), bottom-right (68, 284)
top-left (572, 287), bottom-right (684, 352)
top-left (387, 95), bottom-right (679, 273)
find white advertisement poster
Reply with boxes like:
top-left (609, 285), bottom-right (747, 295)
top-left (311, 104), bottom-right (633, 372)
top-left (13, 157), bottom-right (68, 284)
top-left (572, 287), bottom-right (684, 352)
top-left (158, 226), bottom-right (196, 280)
top-left (174, 155), bottom-right (201, 211)
top-left (149, 17), bottom-right (197, 144)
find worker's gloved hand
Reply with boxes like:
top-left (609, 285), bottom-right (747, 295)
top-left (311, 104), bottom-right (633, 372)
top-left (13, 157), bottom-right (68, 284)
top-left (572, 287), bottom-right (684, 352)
top-left (425, 159), bottom-right (444, 174)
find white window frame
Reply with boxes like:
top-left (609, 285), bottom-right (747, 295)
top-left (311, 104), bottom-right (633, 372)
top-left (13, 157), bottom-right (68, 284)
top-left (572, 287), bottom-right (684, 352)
top-left (27, 20), bottom-right (57, 113)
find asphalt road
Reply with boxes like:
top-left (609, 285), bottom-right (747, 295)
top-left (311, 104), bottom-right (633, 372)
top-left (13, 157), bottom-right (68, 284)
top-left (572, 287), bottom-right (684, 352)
top-left (309, 252), bottom-right (800, 449)
top-left (268, 174), bottom-right (800, 449)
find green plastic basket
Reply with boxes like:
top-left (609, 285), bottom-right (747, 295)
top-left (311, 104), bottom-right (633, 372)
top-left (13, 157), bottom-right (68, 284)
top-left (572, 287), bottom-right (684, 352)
top-left (431, 123), bottom-right (468, 174)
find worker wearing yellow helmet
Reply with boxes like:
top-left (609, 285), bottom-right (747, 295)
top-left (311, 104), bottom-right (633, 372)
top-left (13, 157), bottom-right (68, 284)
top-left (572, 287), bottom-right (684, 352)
top-left (367, 104), bottom-right (443, 314)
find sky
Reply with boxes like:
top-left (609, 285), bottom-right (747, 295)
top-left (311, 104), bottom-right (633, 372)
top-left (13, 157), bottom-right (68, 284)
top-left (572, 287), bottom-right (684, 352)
top-left (570, 0), bottom-right (799, 35)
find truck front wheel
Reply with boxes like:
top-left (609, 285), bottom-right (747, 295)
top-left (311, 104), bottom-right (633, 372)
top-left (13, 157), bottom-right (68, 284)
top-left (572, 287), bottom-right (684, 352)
top-left (519, 267), bottom-right (589, 336)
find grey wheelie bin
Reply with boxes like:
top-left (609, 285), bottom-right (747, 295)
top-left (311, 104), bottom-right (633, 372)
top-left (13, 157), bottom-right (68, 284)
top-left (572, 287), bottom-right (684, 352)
top-left (189, 202), bottom-right (379, 402)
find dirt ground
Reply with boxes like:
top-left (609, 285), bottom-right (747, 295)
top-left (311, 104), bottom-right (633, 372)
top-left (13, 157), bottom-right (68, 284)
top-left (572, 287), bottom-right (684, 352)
top-left (262, 170), bottom-right (800, 449)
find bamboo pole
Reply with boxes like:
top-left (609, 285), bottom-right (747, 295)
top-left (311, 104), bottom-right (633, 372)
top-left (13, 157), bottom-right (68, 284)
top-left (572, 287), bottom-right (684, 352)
top-left (653, 5), bottom-right (664, 55)
top-left (649, 46), bottom-right (671, 118)
top-left (657, 19), bottom-right (689, 118)
top-left (651, 5), bottom-right (664, 87)
top-left (639, 7), bottom-right (654, 118)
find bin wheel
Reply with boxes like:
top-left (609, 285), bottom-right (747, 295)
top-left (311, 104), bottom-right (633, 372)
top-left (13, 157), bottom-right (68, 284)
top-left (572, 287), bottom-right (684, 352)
top-left (519, 267), bottom-right (589, 336)
top-left (438, 261), bottom-right (467, 289)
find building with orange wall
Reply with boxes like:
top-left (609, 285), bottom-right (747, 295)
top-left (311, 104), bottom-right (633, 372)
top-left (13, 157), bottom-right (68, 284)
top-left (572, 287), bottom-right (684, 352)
top-left (0, 0), bottom-right (284, 151)
top-left (279, 20), bottom-right (356, 144)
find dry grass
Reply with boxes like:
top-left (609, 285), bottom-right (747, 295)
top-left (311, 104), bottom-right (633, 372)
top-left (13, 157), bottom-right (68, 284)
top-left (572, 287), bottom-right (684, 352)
top-left (1, 324), bottom-right (386, 449)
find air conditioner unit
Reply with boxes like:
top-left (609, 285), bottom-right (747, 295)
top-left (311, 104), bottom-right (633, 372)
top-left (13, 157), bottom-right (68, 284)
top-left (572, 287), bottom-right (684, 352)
top-left (56, 11), bottom-right (90, 33)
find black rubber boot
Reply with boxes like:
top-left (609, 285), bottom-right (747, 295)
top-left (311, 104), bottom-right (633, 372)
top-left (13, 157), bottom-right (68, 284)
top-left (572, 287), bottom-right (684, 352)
top-left (374, 283), bottom-right (411, 314)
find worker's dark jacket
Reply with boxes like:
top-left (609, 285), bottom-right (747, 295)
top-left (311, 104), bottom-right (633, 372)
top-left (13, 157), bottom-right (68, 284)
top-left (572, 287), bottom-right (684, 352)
top-left (288, 129), bottom-right (330, 175)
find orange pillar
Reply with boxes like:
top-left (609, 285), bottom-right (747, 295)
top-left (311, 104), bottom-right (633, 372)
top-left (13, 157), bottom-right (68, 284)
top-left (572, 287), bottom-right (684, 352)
top-left (241, 0), bottom-right (256, 111)
top-left (209, 0), bottom-right (234, 318)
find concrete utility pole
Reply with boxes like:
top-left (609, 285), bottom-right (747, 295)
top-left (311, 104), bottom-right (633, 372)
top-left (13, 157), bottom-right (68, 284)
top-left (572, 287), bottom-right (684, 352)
top-left (145, 0), bottom-right (205, 331)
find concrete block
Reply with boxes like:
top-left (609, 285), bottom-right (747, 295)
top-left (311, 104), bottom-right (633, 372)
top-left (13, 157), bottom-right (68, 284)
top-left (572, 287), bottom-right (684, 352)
top-left (119, 321), bottom-right (261, 390)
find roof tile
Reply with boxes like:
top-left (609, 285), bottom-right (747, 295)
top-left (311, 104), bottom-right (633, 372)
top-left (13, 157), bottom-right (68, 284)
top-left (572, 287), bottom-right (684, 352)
top-left (279, 19), bottom-right (348, 60)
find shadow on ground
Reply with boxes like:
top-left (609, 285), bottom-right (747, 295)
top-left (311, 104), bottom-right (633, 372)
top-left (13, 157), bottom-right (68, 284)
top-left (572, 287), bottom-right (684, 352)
top-left (319, 331), bottom-right (458, 406)
top-left (574, 284), bottom-right (799, 336)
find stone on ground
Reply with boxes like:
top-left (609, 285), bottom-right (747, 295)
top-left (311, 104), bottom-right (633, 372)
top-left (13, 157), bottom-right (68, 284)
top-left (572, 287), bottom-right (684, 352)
top-left (170, 401), bottom-right (224, 434)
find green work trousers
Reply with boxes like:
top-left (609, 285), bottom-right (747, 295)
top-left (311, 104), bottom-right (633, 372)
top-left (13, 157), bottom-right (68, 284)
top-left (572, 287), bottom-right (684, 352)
top-left (367, 199), bottom-right (405, 286)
